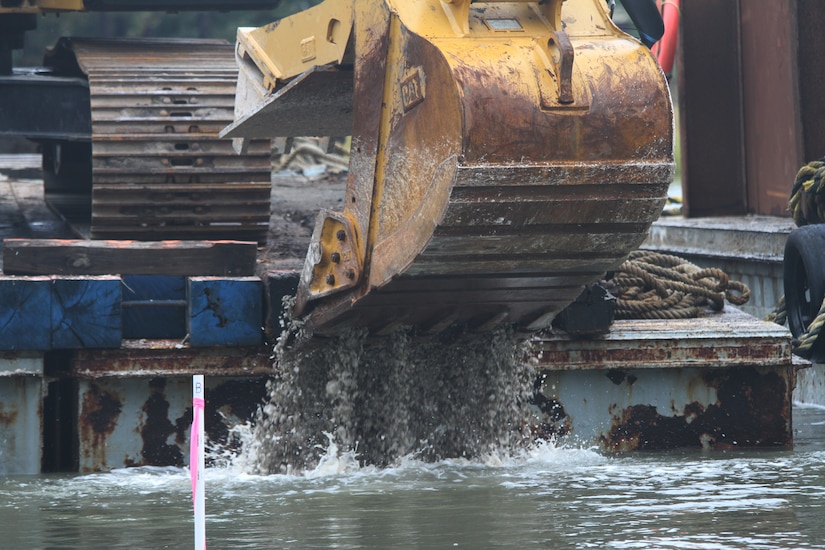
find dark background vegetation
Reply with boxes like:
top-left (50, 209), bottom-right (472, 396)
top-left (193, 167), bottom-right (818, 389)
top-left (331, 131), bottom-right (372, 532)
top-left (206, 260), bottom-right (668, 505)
top-left (3, 1), bottom-right (318, 152)
top-left (13, 0), bottom-right (319, 66)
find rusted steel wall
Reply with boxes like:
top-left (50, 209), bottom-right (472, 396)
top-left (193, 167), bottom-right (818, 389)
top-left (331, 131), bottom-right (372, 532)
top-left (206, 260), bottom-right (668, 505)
top-left (533, 365), bottom-right (794, 450)
top-left (739, 0), bottom-right (803, 216)
top-left (71, 344), bottom-right (271, 472)
top-left (678, 0), bottom-right (747, 217)
top-left (76, 376), bottom-right (268, 472)
top-left (0, 353), bottom-right (44, 474)
top-left (530, 310), bottom-right (797, 450)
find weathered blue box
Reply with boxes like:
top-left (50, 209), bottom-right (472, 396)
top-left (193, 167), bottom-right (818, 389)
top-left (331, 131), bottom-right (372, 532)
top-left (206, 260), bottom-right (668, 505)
top-left (187, 277), bottom-right (264, 347)
top-left (0, 276), bottom-right (51, 350)
top-left (51, 276), bottom-right (122, 349)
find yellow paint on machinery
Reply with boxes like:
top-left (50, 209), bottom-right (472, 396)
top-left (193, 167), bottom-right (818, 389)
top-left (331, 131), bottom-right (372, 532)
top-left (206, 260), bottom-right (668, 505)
top-left (236, 0), bottom-right (354, 90)
top-left (0, 0), bottom-right (84, 12)
top-left (232, 0), bottom-right (675, 335)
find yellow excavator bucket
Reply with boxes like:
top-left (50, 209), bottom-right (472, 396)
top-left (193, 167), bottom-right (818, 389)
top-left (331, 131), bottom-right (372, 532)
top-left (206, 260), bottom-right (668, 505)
top-left (222, 0), bottom-right (674, 335)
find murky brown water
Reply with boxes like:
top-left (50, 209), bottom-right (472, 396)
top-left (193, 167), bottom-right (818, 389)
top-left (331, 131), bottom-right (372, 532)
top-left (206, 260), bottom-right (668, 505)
top-left (2, 405), bottom-right (823, 549)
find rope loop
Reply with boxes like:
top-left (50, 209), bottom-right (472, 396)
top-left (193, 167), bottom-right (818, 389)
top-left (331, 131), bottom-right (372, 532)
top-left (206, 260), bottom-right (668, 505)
top-left (793, 295), bottom-right (825, 357)
top-left (612, 251), bottom-right (751, 320)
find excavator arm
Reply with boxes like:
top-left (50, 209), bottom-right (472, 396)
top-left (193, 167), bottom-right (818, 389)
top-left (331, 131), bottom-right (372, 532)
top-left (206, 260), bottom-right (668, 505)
top-left (226, 0), bottom-right (675, 336)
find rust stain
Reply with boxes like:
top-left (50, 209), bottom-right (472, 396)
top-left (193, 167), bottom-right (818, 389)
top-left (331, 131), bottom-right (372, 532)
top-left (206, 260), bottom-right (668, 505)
top-left (0, 402), bottom-right (19, 426)
top-left (600, 366), bottom-right (792, 452)
top-left (530, 375), bottom-right (572, 440)
top-left (602, 404), bottom-right (702, 451)
top-left (606, 369), bottom-right (637, 386)
top-left (72, 346), bottom-right (272, 378)
top-left (79, 383), bottom-right (123, 471)
top-left (113, 378), bottom-right (268, 469)
top-left (537, 340), bottom-right (789, 369)
top-left (139, 378), bottom-right (183, 467)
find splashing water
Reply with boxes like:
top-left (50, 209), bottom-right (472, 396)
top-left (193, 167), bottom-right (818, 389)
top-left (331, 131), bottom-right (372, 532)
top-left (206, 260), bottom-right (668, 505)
top-left (244, 323), bottom-right (539, 474)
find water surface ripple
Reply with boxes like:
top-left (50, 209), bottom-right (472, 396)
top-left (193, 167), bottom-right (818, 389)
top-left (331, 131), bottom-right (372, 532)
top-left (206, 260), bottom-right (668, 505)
top-left (2, 406), bottom-right (823, 549)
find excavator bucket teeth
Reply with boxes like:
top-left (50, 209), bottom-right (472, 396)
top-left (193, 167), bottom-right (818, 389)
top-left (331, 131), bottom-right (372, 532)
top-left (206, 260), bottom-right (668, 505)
top-left (224, 0), bottom-right (674, 335)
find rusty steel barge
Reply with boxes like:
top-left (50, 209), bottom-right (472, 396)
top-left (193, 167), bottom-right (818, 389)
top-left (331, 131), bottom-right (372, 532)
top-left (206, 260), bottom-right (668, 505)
top-left (0, 0), bottom-right (806, 474)
top-left (0, 156), bottom-right (802, 474)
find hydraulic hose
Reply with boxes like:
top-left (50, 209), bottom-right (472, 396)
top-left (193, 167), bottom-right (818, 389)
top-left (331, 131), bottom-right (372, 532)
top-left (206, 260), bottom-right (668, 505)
top-left (622, 0), bottom-right (665, 48)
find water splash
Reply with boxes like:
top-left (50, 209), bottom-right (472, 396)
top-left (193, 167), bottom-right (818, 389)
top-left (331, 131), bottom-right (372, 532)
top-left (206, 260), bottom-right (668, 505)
top-left (245, 323), bottom-right (539, 474)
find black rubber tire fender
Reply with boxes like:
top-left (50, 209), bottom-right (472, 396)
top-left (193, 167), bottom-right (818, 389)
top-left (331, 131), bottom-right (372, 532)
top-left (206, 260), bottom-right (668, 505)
top-left (784, 224), bottom-right (825, 338)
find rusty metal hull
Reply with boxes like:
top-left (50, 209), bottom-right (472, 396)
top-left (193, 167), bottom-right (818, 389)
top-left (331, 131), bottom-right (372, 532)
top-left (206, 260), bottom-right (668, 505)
top-left (44, 38), bottom-right (272, 242)
top-left (76, 376), bottom-right (268, 472)
top-left (72, 344), bottom-right (271, 472)
top-left (0, 313), bottom-right (802, 472)
top-left (0, 353), bottom-right (44, 475)
top-left (530, 309), bottom-right (798, 450)
top-left (534, 366), bottom-right (794, 451)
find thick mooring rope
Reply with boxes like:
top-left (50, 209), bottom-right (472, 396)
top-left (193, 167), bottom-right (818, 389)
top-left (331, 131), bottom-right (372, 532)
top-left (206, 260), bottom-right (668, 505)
top-left (611, 250), bottom-right (751, 320)
top-left (791, 295), bottom-right (825, 357)
top-left (789, 157), bottom-right (825, 226)
top-left (778, 159), bottom-right (825, 356)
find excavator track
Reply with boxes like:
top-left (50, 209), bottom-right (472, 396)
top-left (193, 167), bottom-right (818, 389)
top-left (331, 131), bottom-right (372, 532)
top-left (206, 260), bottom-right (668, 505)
top-left (45, 38), bottom-right (271, 242)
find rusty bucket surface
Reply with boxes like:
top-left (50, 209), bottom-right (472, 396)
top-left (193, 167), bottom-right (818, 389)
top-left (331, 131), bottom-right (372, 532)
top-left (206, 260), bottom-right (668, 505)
top-left (223, 0), bottom-right (674, 334)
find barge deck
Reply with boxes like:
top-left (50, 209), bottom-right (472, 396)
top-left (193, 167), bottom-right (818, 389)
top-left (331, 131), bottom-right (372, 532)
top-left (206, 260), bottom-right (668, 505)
top-left (0, 155), bottom-right (807, 473)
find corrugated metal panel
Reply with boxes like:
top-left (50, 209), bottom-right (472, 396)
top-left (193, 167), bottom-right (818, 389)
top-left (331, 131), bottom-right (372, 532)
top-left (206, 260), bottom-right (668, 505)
top-left (0, 354), bottom-right (44, 474)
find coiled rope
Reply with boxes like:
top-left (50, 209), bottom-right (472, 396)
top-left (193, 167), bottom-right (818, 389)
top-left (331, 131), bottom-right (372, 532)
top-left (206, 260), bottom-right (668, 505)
top-left (612, 250), bottom-right (751, 320)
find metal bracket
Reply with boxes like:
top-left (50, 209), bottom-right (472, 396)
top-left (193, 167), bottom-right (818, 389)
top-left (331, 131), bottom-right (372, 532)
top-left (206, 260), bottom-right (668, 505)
top-left (294, 210), bottom-right (361, 315)
top-left (549, 31), bottom-right (575, 105)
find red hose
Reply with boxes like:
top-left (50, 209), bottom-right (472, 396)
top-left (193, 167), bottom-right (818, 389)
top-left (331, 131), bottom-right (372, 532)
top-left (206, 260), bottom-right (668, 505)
top-left (652, 0), bottom-right (680, 75)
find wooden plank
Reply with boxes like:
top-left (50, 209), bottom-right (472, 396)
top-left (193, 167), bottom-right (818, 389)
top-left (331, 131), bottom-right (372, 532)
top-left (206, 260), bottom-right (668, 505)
top-left (187, 277), bottom-right (263, 347)
top-left (51, 276), bottom-right (122, 349)
top-left (0, 276), bottom-right (52, 351)
top-left (2, 239), bottom-right (257, 276)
